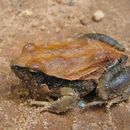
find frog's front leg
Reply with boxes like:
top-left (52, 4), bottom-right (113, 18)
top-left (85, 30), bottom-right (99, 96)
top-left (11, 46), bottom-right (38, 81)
top-left (29, 87), bottom-right (79, 113)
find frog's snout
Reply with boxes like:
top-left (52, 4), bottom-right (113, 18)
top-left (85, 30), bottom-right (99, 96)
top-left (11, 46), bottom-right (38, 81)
top-left (11, 64), bottom-right (18, 70)
top-left (11, 65), bottom-right (23, 74)
top-left (11, 65), bottom-right (27, 80)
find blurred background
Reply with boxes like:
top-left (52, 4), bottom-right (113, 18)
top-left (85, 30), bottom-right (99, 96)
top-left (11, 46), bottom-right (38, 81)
top-left (0, 0), bottom-right (130, 130)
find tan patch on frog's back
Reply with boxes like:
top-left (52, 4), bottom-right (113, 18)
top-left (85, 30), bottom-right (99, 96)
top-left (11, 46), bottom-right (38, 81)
top-left (13, 39), bottom-right (125, 80)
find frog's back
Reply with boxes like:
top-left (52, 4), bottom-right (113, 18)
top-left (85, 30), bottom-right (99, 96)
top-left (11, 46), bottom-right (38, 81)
top-left (12, 38), bottom-right (125, 80)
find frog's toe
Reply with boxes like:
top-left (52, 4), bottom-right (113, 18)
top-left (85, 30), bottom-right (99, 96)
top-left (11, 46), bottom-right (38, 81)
top-left (29, 100), bottom-right (50, 106)
top-left (28, 100), bottom-right (50, 112)
top-left (29, 100), bottom-right (56, 113)
top-left (106, 86), bottom-right (130, 109)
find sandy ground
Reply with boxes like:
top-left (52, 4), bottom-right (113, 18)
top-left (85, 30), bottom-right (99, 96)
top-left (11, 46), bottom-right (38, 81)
top-left (0, 0), bottom-right (130, 130)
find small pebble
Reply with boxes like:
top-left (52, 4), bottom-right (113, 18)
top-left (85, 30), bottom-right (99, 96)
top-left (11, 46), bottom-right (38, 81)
top-left (40, 25), bottom-right (48, 31)
top-left (77, 100), bottom-right (87, 109)
top-left (98, 122), bottom-right (102, 125)
top-left (31, 21), bottom-right (39, 27)
top-left (55, 27), bottom-right (61, 33)
top-left (93, 10), bottom-right (105, 22)
top-left (79, 16), bottom-right (87, 25)
top-left (20, 9), bottom-right (33, 17)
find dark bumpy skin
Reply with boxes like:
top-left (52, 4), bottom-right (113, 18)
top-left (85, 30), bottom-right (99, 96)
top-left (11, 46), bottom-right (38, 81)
top-left (11, 33), bottom-right (130, 113)
top-left (11, 66), bottom-right (95, 96)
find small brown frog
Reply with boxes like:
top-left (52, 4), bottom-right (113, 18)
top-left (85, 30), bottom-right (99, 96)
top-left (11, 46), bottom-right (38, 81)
top-left (11, 33), bottom-right (130, 113)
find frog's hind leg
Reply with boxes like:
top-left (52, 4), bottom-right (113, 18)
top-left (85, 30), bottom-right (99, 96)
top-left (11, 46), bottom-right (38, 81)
top-left (97, 66), bottom-right (130, 108)
top-left (80, 65), bottom-right (130, 110)
top-left (29, 87), bottom-right (79, 113)
top-left (78, 33), bottom-right (125, 51)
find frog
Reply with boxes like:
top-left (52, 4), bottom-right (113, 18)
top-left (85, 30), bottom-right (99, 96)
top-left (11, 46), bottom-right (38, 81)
top-left (11, 33), bottom-right (130, 113)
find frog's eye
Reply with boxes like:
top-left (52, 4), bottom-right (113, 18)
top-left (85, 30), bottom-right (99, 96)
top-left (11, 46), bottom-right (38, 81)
top-left (29, 69), bottom-right (39, 76)
top-left (22, 43), bottom-right (37, 53)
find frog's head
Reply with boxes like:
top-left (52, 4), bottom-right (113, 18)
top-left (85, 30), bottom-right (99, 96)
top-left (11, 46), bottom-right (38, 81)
top-left (11, 65), bottom-right (30, 80)
top-left (11, 64), bottom-right (46, 88)
top-left (11, 43), bottom-right (41, 81)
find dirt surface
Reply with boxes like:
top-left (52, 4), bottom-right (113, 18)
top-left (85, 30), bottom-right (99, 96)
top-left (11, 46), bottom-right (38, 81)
top-left (0, 0), bottom-right (130, 130)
